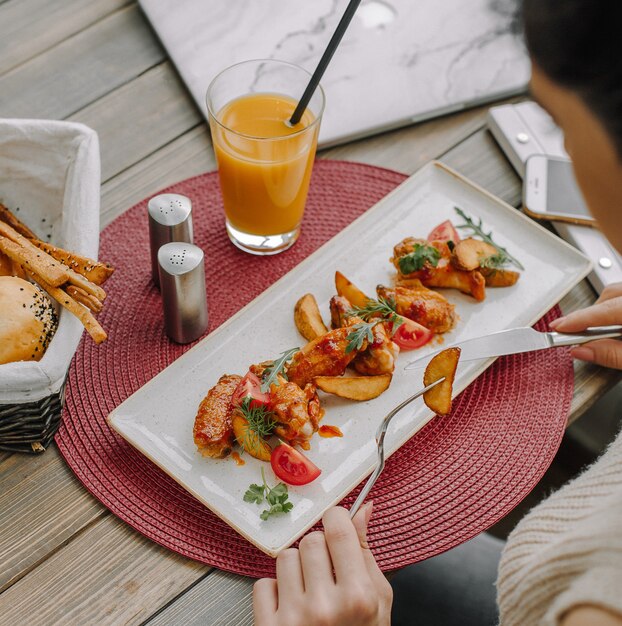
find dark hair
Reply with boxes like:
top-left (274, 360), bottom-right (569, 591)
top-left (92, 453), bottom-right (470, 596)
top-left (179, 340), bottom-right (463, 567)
top-left (522, 0), bottom-right (622, 156)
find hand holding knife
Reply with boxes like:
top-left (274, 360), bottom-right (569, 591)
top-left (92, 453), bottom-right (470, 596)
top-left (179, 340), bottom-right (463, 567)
top-left (404, 325), bottom-right (622, 370)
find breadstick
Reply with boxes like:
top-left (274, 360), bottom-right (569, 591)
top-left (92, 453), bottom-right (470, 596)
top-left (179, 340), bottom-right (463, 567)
top-left (0, 251), bottom-right (11, 276)
top-left (0, 223), bottom-right (68, 286)
top-left (30, 240), bottom-right (114, 285)
top-left (10, 259), bottom-right (26, 280)
top-left (65, 266), bottom-right (106, 301)
top-left (66, 285), bottom-right (103, 313)
top-left (26, 270), bottom-right (107, 344)
top-left (0, 202), bottom-right (37, 238)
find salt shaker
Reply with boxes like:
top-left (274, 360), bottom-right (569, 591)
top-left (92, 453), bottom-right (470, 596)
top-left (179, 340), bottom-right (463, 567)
top-left (148, 193), bottom-right (193, 287)
top-left (157, 242), bottom-right (208, 344)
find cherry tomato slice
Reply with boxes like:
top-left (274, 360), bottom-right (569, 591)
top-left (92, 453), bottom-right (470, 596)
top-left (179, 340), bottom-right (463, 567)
top-left (271, 442), bottom-right (321, 486)
top-left (231, 371), bottom-right (271, 409)
top-left (392, 316), bottom-right (434, 351)
top-left (427, 220), bottom-right (460, 244)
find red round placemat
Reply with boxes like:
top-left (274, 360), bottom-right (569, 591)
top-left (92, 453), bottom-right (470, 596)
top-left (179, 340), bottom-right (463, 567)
top-left (56, 160), bottom-right (573, 577)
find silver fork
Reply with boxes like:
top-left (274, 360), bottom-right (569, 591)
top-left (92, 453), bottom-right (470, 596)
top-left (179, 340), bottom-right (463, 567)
top-left (349, 377), bottom-right (446, 518)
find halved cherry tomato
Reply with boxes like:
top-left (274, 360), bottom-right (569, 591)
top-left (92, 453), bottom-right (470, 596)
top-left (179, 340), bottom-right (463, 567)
top-left (391, 316), bottom-right (434, 351)
top-left (271, 442), bottom-right (321, 486)
top-left (427, 220), bottom-right (460, 244)
top-left (231, 371), bottom-right (271, 409)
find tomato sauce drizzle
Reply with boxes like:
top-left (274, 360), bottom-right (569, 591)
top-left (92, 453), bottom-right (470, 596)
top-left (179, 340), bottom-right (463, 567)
top-left (319, 425), bottom-right (343, 438)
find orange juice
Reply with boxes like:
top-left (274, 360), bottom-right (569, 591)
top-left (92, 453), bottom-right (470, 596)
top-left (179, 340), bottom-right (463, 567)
top-left (211, 93), bottom-right (318, 236)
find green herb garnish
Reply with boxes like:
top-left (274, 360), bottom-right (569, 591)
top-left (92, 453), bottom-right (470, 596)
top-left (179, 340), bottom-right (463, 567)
top-left (243, 467), bottom-right (294, 520)
top-left (236, 398), bottom-right (276, 454)
top-left (260, 347), bottom-right (300, 393)
top-left (398, 243), bottom-right (441, 275)
top-left (454, 206), bottom-right (524, 271)
top-left (347, 297), bottom-right (404, 335)
top-left (345, 321), bottom-right (376, 354)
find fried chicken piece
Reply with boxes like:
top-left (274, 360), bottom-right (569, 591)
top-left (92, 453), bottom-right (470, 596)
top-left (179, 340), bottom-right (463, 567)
top-left (329, 295), bottom-right (399, 375)
top-left (329, 295), bottom-right (354, 329)
top-left (352, 321), bottom-right (399, 376)
top-left (377, 282), bottom-right (456, 334)
top-left (287, 326), bottom-right (365, 388)
top-left (270, 375), bottom-right (323, 449)
top-left (392, 238), bottom-right (486, 302)
top-left (193, 374), bottom-right (241, 458)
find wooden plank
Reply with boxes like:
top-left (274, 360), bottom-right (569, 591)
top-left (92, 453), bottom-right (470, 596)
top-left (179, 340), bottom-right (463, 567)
top-left (0, 514), bottom-right (208, 626)
top-left (147, 570), bottom-right (255, 626)
top-left (0, 0), bottom-right (130, 77)
top-left (101, 125), bottom-right (212, 227)
top-left (0, 446), bottom-right (105, 593)
top-left (0, 5), bottom-right (164, 120)
top-left (71, 62), bottom-right (202, 182)
top-left (440, 127), bottom-right (522, 206)
top-left (322, 98), bottom-right (521, 175)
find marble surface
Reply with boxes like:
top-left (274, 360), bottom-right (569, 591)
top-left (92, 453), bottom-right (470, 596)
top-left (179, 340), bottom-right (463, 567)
top-left (139, 0), bottom-right (530, 147)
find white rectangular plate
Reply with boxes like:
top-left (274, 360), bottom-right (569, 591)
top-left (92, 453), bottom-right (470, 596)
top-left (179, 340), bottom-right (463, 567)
top-left (109, 161), bottom-right (591, 557)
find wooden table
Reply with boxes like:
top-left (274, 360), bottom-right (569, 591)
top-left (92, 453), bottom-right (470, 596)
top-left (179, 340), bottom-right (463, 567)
top-left (0, 2), bottom-right (619, 624)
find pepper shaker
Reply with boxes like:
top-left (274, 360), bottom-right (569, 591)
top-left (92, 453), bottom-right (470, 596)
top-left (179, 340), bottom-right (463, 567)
top-left (148, 193), bottom-right (193, 288)
top-left (157, 242), bottom-right (208, 344)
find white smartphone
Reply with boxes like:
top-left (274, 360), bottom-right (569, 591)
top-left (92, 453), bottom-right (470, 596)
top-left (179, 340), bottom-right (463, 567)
top-left (523, 155), bottom-right (595, 226)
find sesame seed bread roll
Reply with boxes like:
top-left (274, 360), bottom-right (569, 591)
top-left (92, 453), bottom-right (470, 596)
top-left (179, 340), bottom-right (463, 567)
top-left (0, 276), bottom-right (58, 364)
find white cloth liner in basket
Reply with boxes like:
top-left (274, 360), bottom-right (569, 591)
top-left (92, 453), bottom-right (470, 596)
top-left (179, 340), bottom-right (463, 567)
top-left (0, 119), bottom-right (101, 403)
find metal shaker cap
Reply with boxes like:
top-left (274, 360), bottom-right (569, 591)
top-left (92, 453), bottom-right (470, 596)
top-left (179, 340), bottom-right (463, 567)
top-left (158, 242), bottom-right (208, 344)
top-left (148, 194), bottom-right (193, 288)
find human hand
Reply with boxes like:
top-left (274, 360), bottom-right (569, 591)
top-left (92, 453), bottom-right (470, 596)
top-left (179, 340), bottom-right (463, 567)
top-left (549, 282), bottom-right (622, 369)
top-left (253, 503), bottom-right (392, 626)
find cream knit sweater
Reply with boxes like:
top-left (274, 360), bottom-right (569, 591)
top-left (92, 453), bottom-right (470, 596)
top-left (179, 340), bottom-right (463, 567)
top-left (497, 427), bottom-right (622, 625)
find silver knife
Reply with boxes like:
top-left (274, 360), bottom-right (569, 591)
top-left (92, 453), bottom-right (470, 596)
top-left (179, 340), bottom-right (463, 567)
top-left (404, 325), bottom-right (622, 370)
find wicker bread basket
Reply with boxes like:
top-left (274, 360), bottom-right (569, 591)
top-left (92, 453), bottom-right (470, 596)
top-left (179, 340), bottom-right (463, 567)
top-left (0, 119), bottom-right (101, 453)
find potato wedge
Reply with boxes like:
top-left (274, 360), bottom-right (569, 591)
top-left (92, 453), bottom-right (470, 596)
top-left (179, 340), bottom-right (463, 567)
top-left (294, 293), bottom-right (328, 341)
top-left (334, 271), bottom-right (370, 308)
top-left (481, 268), bottom-right (520, 288)
top-left (231, 414), bottom-right (272, 461)
top-left (423, 347), bottom-right (461, 416)
top-left (452, 238), bottom-right (497, 271)
top-left (314, 373), bottom-right (392, 401)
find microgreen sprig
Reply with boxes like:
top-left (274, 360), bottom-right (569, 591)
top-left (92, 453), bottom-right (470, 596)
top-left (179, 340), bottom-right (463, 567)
top-left (236, 398), bottom-right (276, 454)
top-left (454, 206), bottom-right (524, 271)
top-left (398, 243), bottom-right (441, 275)
top-left (260, 347), bottom-right (300, 393)
top-left (243, 467), bottom-right (294, 521)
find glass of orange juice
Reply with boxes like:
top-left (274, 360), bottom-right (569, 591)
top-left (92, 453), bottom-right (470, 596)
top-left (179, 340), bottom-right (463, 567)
top-left (206, 60), bottom-right (325, 255)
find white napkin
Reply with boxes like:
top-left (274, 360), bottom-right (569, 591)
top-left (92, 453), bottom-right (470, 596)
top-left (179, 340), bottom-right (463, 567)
top-left (0, 119), bottom-right (101, 403)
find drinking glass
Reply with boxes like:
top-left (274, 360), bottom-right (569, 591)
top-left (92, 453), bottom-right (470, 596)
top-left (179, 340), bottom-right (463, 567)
top-left (206, 60), bottom-right (325, 255)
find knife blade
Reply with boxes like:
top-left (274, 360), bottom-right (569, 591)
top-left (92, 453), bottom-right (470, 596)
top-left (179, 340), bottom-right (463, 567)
top-left (404, 325), bottom-right (622, 370)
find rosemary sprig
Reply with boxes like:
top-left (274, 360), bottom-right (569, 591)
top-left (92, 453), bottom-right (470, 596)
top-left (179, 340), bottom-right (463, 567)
top-left (346, 297), bottom-right (404, 334)
top-left (454, 206), bottom-right (524, 271)
top-left (260, 347), bottom-right (299, 393)
top-left (345, 321), bottom-right (376, 354)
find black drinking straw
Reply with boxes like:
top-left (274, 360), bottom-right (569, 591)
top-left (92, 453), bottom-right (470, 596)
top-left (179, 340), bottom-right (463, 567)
top-left (289, 0), bottom-right (362, 126)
